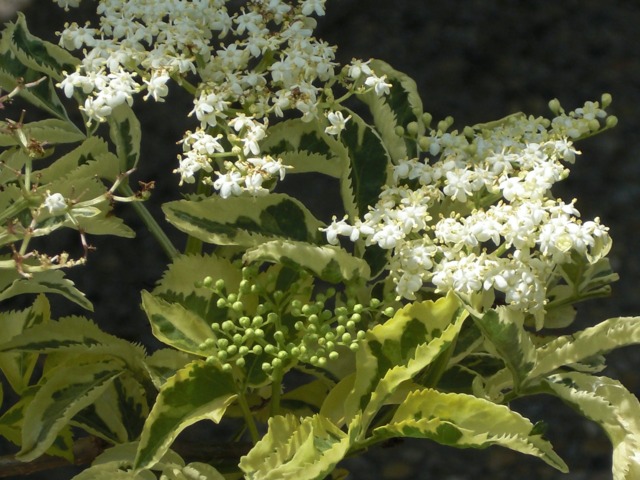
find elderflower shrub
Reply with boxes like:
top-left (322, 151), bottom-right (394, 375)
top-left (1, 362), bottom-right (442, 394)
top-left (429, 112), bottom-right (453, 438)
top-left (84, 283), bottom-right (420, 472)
top-left (0, 2), bottom-right (639, 480)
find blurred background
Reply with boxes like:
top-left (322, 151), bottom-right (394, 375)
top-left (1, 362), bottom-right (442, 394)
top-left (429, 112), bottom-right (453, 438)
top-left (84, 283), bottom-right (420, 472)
top-left (2, 1), bottom-right (640, 479)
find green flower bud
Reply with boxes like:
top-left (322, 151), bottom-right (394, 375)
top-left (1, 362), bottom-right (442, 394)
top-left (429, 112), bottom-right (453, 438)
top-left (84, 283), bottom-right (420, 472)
top-left (227, 293), bottom-right (238, 303)
top-left (216, 298), bottom-right (227, 308)
top-left (317, 356), bottom-right (327, 366)
top-left (227, 345), bottom-right (238, 356)
top-left (239, 346), bottom-right (249, 355)
top-left (272, 358), bottom-right (282, 368)
top-left (548, 98), bottom-right (562, 115)
top-left (252, 315), bottom-right (264, 327)
top-left (290, 346), bottom-right (300, 357)
top-left (239, 316), bottom-right (251, 328)
top-left (310, 355), bottom-right (319, 365)
top-left (606, 115), bottom-right (618, 128)
top-left (232, 334), bottom-right (243, 345)
top-left (341, 332), bottom-right (352, 343)
top-left (369, 298), bottom-right (381, 308)
top-left (418, 135), bottom-right (430, 151)
top-left (222, 363), bottom-right (232, 372)
top-left (383, 307), bottom-right (396, 317)
top-left (203, 276), bottom-right (213, 287)
top-left (218, 350), bottom-right (228, 361)
top-left (264, 344), bottom-right (276, 355)
top-left (329, 351), bottom-right (339, 361)
top-left (601, 93), bottom-right (612, 109)
top-left (350, 313), bottom-right (362, 322)
top-left (261, 362), bottom-right (271, 371)
top-left (222, 320), bottom-right (234, 332)
top-left (239, 279), bottom-right (251, 293)
top-left (236, 357), bottom-right (246, 367)
top-left (422, 112), bottom-right (433, 127)
top-left (350, 343), bottom-right (360, 351)
top-left (255, 328), bottom-right (265, 338)
top-left (406, 121), bottom-right (419, 136)
top-left (274, 330), bottom-right (285, 343)
top-left (217, 338), bottom-right (229, 349)
top-left (394, 125), bottom-right (405, 136)
top-left (215, 279), bottom-right (225, 291)
top-left (277, 350), bottom-right (288, 359)
top-left (252, 344), bottom-right (263, 355)
top-left (232, 301), bottom-right (244, 312)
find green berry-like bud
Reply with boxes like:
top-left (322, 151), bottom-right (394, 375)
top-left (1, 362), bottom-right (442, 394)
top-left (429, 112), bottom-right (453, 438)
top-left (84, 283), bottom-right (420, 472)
top-left (601, 93), bottom-right (612, 108)
top-left (274, 330), bottom-right (285, 343)
top-left (239, 279), bottom-right (251, 293)
top-left (406, 121), bottom-right (419, 136)
top-left (217, 338), bottom-right (229, 349)
top-left (239, 346), bottom-right (249, 355)
top-left (548, 98), bottom-right (562, 115)
top-left (290, 346), bottom-right (300, 357)
top-left (341, 332), bottom-right (352, 343)
top-left (329, 351), bottom-right (339, 360)
top-left (232, 301), bottom-right (244, 312)
top-left (383, 307), bottom-right (395, 317)
top-left (267, 312), bottom-right (279, 323)
top-left (245, 328), bottom-right (254, 338)
top-left (606, 115), bottom-right (618, 128)
top-left (346, 320), bottom-right (356, 330)
top-left (272, 358), bottom-right (282, 368)
top-left (222, 363), bottom-right (232, 372)
top-left (277, 350), bottom-right (288, 359)
top-left (203, 276), bottom-right (213, 287)
top-left (222, 321), bottom-right (234, 332)
top-left (350, 342), bottom-right (360, 351)
top-left (239, 316), bottom-right (251, 328)
top-left (264, 344), bottom-right (276, 355)
top-left (336, 325), bottom-right (346, 335)
top-left (394, 125), bottom-right (405, 136)
top-left (252, 315), bottom-right (264, 327)
top-left (236, 357), bottom-right (245, 367)
top-left (215, 279), bottom-right (225, 291)
top-left (418, 135), bottom-right (430, 151)
top-left (227, 345), bottom-right (238, 356)
top-left (353, 303), bottom-right (364, 314)
top-left (227, 293), bottom-right (237, 303)
top-left (273, 290), bottom-right (284, 301)
top-left (369, 298), bottom-right (381, 308)
top-left (350, 313), bottom-right (362, 322)
top-left (253, 344), bottom-right (263, 355)
top-left (310, 355), bottom-right (318, 365)
top-left (205, 356), bottom-right (217, 365)
top-left (317, 357), bottom-right (327, 366)
top-left (422, 112), bottom-right (433, 127)
top-left (357, 330), bottom-right (366, 340)
top-left (588, 119), bottom-right (601, 131)
top-left (218, 350), bottom-right (228, 361)
top-left (217, 298), bottom-right (227, 308)
top-left (261, 362), bottom-right (271, 371)
top-left (255, 328), bottom-right (265, 338)
top-left (325, 341), bottom-right (335, 351)
top-left (232, 334), bottom-right (243, 345)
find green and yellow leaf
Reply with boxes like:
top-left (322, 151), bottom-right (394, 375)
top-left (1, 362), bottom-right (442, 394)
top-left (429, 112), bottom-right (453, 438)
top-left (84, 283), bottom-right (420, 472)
top-left (134, 360), bottom-right (237, 470)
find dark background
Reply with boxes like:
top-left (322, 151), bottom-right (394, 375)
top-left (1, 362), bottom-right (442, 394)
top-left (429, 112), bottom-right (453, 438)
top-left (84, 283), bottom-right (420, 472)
top-left (3, 1), bottom-right (640, 479)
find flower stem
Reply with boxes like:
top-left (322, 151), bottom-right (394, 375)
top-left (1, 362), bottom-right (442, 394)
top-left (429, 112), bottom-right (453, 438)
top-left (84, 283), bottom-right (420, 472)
top-left (118, 183), bottom-right (179, 260)
top-left (236, 390), bottom-right (260, 445)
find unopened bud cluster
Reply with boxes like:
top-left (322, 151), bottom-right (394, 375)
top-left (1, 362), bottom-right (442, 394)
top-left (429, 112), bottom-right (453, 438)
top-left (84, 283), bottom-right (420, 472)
top-left (197, 265), bottom-right (389, 375)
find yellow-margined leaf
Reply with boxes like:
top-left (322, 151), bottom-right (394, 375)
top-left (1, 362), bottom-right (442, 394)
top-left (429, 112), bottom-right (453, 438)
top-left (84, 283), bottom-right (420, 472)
top-left (134, 360), bottom-right (237, 470)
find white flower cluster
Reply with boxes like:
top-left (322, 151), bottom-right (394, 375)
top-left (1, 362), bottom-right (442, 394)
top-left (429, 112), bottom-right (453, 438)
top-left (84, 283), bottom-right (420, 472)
top-left (323, 101), bottom-right (614, 325)
top-left (55, 0), bottom-right (389, 194)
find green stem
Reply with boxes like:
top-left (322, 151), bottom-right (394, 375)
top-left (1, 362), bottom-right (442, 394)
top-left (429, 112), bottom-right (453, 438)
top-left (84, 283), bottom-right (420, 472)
top-left (236, 390), bottom-right (260, 445)
top-left (118, 183), bottom-right (179, 260)
top-left (270, 366), bottom-right (283, 418)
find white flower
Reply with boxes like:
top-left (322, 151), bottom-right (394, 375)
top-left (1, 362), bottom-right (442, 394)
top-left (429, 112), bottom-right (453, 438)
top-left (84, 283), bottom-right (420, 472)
top-left (43, 192), bottom-right (67, 215)
top-left (301, 0), bottom-right (326, 16)
top-left (347, 59), bottom-right (372, 80)
top-left (324, 111), bottom-right (351, 136)
top-left (143, 71), bottom-right (170, 102)
top-left (213, 171), bottom-right (243, 198)
top-left (364, 74), bottom-right (392, 96)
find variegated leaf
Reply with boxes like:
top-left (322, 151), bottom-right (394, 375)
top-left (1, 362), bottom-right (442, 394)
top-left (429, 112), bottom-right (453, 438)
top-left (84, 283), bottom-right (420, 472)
top-left (373, 388), bottom-right (568, 473)
top-left (108, 103), bottom-right (141, 173)
top-left (134, 360), bottom-right (237, 470)
top-left (2, 13), bottom-right (78, 81)
top-left (360, 59), bottom-right (425, 160)
top-left (243, 240), bottom-right (371, 283)
top-left (0, 269), bottom-right (92, 310)
top-left (143, 348), bottom-right (194, 389)
top-left (0, 294), bottom-right (49, 394)
top-left (141, 290), bottom-right (216, 357)
top-left (326, 109), bottom-right (390, 218)
top-left (163, 193), bottom-right (324, 247)
top-left (239, 413), bottom-right (350, 480)
top-left (0, 314), bottom-right (146, 370)
top-left (541, 372), bottom-right (640, 480)
top-left (18, 358), bottom-right (124, 461)
top-left (472, 307), bottom-right (537, 390)
top-left (339, 292), bottom-right (467, 429)
top-left (0, 118), bottom-right (84, 147)
top-left (530, 316), bottom-right (640, 380)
